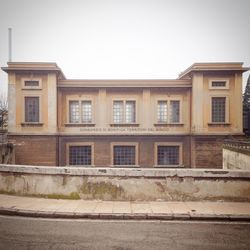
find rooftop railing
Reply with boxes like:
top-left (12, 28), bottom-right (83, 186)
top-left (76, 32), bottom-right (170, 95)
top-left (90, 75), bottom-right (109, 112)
top-left (223, 139), bottom-right (250, 153)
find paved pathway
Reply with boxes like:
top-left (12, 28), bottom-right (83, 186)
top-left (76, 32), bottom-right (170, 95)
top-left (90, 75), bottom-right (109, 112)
top-left (0, 194), bottom-right (250, 220)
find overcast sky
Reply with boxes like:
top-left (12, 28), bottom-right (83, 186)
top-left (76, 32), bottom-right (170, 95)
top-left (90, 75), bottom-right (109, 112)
top-left (0, 0), bottom-right (250, 94)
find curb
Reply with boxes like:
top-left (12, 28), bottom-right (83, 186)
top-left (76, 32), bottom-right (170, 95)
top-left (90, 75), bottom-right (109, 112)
top-left (1, 208), bottom-right (250, 221)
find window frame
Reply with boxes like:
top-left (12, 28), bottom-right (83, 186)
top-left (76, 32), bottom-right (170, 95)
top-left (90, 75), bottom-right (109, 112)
top-left (209, 95), bottom-right (229, 124)
top-left (154, 142), bottom-right (183, 167)
top-left (22, 94), bottom-right (42, 124)
top-left (155, 97), bottom-right (182, 125)
top-left (111, 99), bottom-right (137, 125)
top-left (111, 142), bottom-right (139, 167)
top-left (209, 79), bottom-right (229, 90)
top-left (66, 97), bottom-right (95, 125)
top-left (66, 142), bottom-right (94, 166)
top-left (21, 77), bottom-right (42, 90)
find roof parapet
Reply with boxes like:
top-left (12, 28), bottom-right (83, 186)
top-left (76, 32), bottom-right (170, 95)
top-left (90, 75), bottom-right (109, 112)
top-left (178, 62), bottom-right (250, 79)
top-left (1, 62), bottom-right (66, 80)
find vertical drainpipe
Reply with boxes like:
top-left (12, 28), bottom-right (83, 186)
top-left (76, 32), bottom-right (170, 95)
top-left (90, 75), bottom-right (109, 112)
top-left (56, 76), bottom-right (60, 166)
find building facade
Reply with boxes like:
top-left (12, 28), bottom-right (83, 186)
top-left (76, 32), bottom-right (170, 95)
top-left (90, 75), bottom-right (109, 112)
top-left (2, 62), bottom-right (249, 168)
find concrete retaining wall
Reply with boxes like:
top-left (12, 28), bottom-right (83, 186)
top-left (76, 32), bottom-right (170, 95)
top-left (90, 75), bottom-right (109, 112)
top-left (223, 148), bottom-right (250, 170)
top-left (0, 164), bottom-right (250, 201)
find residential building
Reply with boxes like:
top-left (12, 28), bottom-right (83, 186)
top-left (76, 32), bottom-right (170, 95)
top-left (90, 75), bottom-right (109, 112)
top-left (2, 62), bottom-right (249, 168)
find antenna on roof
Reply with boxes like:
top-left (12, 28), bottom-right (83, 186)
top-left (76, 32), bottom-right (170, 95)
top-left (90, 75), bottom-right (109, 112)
top-left (8, 28), bottom-right (12, 62)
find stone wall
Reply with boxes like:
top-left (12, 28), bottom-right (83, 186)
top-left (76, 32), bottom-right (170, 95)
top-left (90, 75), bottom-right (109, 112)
top-left (0, 164), bottom-right (249, 201)
top-left (223, 140), bottom-right (250, 170)
top-left (223, 148), bottom-right (250, 170)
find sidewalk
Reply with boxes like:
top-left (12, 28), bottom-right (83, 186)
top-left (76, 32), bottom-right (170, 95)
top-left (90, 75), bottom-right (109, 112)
top-left (0, 194), bottom-right (250, 221)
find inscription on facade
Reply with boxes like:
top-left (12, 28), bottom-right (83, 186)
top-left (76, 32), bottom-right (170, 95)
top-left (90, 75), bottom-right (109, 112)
top-left (79, 127), bottom-right (170, 132)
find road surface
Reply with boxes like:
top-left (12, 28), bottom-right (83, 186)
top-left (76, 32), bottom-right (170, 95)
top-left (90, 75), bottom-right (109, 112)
top-left (0, 215), bottom-right (250, 249)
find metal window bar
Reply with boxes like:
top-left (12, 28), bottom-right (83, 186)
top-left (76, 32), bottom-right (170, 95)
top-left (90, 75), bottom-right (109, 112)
top-left (212, 97), bottom-right (226, 122)
top-left (157, 146), bottom-right (179, 165)
top-left (25, 97), bottom-right (39, 122)
top-left (69, 146), bottom-right (91, 165)
top-left (114, 146), bottom-right (136, 165)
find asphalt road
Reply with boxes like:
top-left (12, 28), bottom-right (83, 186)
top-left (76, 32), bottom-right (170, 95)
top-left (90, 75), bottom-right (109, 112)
top-left (0, 216), bottom-right (250, 250)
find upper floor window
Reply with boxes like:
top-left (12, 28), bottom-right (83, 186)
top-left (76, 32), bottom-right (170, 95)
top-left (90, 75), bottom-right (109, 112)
top-left (157, 100), bottom-right (180, 123)
top-left (69, 100), bottom-right (92, 124)
top-left (24, 80), bottom-right (39, 87)
top-left (25, 97), bottom-right (39, 122)
top-left (113, 100), bottom-right (136, 124)
top-left (211, 97), bottom-right (226, 123)
top-left (22, 78), bottom-right (42, 89)
top-left (209, 79), bottom-right (229, 90)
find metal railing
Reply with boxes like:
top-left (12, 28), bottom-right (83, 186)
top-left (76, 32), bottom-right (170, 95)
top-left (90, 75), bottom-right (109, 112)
top-left (223, 139), bottom-right (250, 152)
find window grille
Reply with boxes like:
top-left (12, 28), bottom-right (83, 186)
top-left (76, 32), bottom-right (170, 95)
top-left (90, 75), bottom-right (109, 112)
top-left (113, 146), bottom-right (136, 165)
top-left (25, 97), bottom-right (39, 122)
top-left (212, 97), bottom-right (226, 122)
top-left (157, 146), bottom-right (179, 165)
top-left (69, 146), bottom-right (92, 165)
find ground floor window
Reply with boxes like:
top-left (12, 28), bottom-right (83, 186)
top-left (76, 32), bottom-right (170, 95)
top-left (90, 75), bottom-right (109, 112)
top-left (113, 146), bottom-right (136, 165)
top-left (69, 145), bottom-right (92, 165)
top-left (157, 145), bottom-right (180, 165)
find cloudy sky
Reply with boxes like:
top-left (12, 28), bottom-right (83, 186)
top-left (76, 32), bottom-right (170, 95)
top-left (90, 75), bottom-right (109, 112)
top-left (0, 0), bottom-right (250, 94)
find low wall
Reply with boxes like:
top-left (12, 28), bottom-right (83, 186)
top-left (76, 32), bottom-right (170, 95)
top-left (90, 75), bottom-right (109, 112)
top-left (0, 164), bottom-right (250, 201)
top-left (223, 140), bottom-right (250, 170)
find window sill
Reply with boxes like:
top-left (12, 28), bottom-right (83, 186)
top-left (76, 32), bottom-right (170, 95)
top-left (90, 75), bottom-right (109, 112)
top-left (65, 123), bottom-right (95, 127)
top-left (67, 165), bottom-right (94, 167)
top-left (154, 165), bottom-right (184, 168)
top-left (111, 165), bottom-right (140, 168)
top-left (21, 122), bottom-right (43, 127)
top-left (154, 123), bottom-right (184, 126)
top-left (207, 123), bottom-right (231, 127)
top-left (110, 123), bottom-right (140, 127)
top-left (22, 87), bottom-right (42, 90)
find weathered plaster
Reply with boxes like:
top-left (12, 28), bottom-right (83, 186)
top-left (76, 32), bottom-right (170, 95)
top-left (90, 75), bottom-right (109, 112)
top-left (0, 165), bottom-right (250, 201)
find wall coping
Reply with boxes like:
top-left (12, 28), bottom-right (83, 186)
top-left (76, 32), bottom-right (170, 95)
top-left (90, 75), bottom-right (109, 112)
top-left (1, 164), bottom-right (250, 178)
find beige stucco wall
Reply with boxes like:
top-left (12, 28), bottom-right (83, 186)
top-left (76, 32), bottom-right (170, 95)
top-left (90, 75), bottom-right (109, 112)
top-left (10, 72), bottom-right (57, 134)
top-left (223, 148), bottom-right (250, 170)
top-left (7, 65), bottom-right (244, 137)
top-left (192, 72), bottom-right (243, 135)
top-left (58, 87), bottom-right (191, 135)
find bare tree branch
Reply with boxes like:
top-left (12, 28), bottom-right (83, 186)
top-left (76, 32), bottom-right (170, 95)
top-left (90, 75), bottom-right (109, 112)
top-left (0, 93), bottom-right (8, 130)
